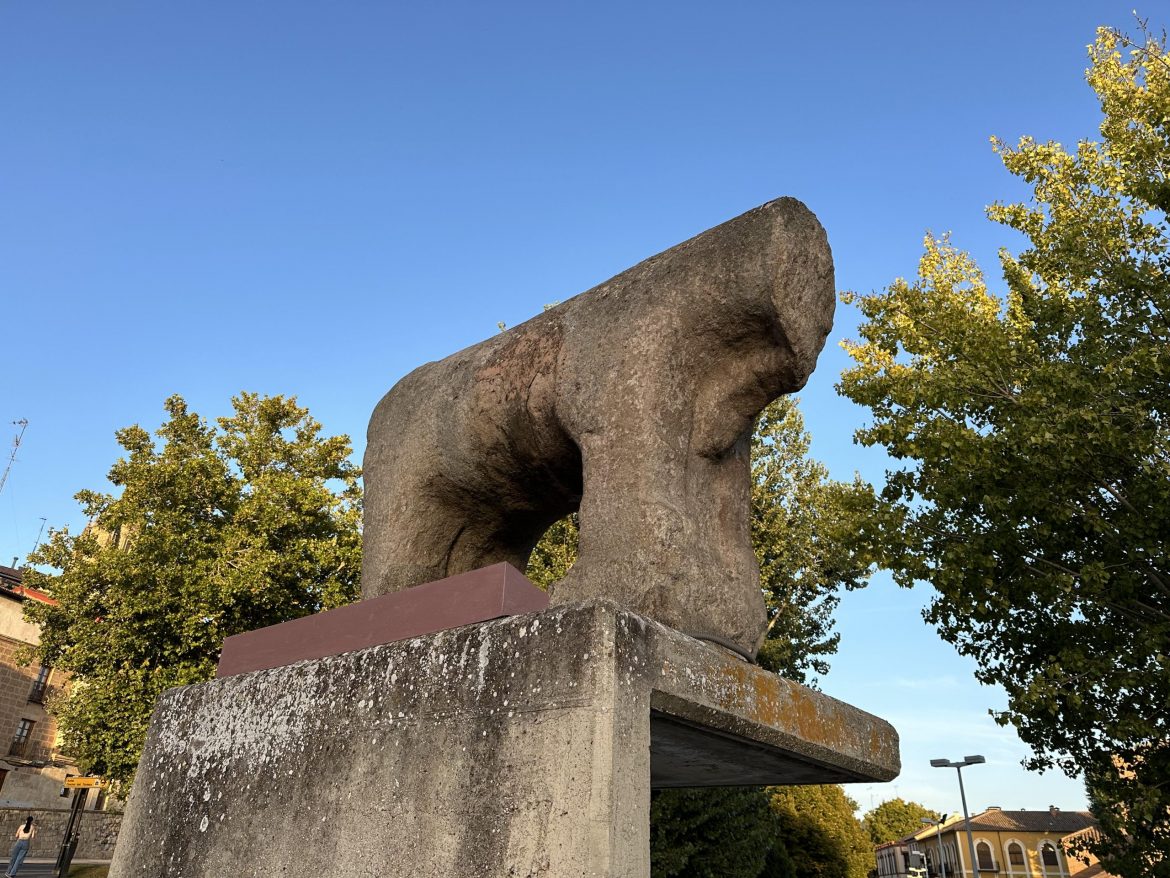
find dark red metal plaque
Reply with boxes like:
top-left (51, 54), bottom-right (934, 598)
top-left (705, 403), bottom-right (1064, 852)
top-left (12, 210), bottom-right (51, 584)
top-left (216, 562), bottom-right (549, 678)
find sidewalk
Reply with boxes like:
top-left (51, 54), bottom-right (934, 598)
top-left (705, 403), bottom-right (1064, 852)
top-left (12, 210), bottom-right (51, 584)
top-left (3, 859), bottom-right (110, 864)
top-left (0, 859), bottom-right (111, 875)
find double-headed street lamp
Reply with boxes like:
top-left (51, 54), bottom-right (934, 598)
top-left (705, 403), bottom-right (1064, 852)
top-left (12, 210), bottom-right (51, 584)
top-left (931, 755), bottom-right (985, 877)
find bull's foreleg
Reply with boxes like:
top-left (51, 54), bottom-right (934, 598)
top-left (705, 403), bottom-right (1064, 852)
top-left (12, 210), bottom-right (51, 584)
top-left (549, 431), bottom-right (766, 658)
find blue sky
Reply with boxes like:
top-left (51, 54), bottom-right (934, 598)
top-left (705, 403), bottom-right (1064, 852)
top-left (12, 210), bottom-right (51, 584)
top-left (2, 1), bottom-right (1149, 815)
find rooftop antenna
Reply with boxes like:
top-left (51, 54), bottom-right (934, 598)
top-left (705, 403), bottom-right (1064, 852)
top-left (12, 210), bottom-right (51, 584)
top-left (29, 517), bottom-right (47, 561)
top-left (0, 419), bottom-right (29, 497)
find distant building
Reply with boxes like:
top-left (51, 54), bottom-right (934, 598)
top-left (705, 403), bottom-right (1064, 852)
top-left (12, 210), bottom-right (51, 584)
top-left (0, 564), bottom-right (101, 810)
top-left (875, 806), bottom-right (1117, 878)
top-left (875, 836), bottom-right (921, 878)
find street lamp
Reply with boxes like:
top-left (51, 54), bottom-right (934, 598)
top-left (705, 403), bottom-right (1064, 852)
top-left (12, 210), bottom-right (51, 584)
top-left (921, 816), bottom-right (947, 877)
top-left (931, 756), bottom-right (985, 877)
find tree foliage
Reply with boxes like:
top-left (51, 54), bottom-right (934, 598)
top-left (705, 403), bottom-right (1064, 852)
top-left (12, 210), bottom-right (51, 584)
top-left (650, 787), bottom-right (780, 878)
top-left (769, 785), bottom-right (873, 878)
top-left (838, 25), bottom-right (1169, 877)
top-left (648, 784), bottom-right (871, 878)
top-left (861, 798), bottom-right (939, 846)
top-left (524, 512), bottom-right (578, 591)
top-left (750, 398), bottom-right (878, 683)
top-left (24, 394), bottom-right (362, 789)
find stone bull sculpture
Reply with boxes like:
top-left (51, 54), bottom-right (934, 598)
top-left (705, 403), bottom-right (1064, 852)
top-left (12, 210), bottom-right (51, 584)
top-left (363, 197), bottom-right (835, 659)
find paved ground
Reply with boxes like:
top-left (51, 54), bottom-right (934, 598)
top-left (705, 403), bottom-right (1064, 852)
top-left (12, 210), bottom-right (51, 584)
top-left (0, 864), bottom-right (54, 877)
top-left (0, 859), bottom-right (109, 876)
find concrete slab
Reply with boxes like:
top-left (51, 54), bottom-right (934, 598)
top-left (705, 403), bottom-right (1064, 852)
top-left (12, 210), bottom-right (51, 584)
top-left (111, 600), bottom-right (898, 878)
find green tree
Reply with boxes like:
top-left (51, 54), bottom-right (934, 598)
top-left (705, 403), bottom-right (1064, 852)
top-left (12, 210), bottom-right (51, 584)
top-left (838, 25), bottom-right (1169, 877)
top-left (24, 393), bottom-right (362, 789)
top-left (762, 841), bottom-right (799, 878)
top-left (769, 785), bottom-right (873, 878)
top-left (524, 512), bottom-right (578, 590)
top-left (861, 798), bottom-right (939, 846)
top-left (750, 398), bottom-right (878, 683)
top-left (650, 787), bottom-right (780, 878)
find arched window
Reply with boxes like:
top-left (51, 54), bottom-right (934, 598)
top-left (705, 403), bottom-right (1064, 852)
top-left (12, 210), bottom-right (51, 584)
top-left (944, 841), bottom-right (958, 876)
top-left (1008, 842), bottom-right (1025, 867)
top-left (1041, 842), bottom-right (1060, 871)
top-left (977, 841), bottom-right (995, 871)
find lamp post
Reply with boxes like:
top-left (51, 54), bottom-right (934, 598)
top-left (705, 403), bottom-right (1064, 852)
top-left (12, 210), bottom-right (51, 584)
top-left (931, 756), bottom-right (985, 877)
top-left (921, 816), bottom-right (947, 877)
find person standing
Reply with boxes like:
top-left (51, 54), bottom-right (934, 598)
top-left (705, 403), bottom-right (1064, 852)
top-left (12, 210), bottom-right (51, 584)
top-left (5, 816), bottom-right (34, 877)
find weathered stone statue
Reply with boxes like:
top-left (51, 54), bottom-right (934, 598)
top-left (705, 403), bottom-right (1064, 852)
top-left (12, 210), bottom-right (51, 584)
top-left (362, 197), bottom-right (834, 659)
top-left (112, 198), bottom-right (899, 878)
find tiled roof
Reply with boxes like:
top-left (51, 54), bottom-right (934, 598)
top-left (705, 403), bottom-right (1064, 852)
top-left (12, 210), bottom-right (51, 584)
top-left (0, 564), bottom-right (21, 590)
top-left (0, 565), bottom-right (56, 605)
top-left (965, 808), bottom-right (1098, 834)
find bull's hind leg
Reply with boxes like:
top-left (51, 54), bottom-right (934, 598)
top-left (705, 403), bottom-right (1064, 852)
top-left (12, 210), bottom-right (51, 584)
top-left (360, 490), bottom-right (469, 598)
top-left (363, 491), bottom-right (545, 598)
top-left (363, 466), bottom-right (568, 599)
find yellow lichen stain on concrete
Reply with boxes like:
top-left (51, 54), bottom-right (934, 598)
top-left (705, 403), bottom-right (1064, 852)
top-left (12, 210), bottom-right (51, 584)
top-left (697, 660), bottom-right (853, 749)
top-left (653, 630), bottom-right (897, 770)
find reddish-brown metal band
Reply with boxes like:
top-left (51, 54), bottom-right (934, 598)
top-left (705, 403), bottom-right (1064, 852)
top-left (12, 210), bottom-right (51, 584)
top-left (216, 562), bottom-right (549, 678)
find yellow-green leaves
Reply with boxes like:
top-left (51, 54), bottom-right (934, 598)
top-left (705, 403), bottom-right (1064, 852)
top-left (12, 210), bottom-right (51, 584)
top-left (22, 393), bottom-right (362, 791)
top-left (750, 398), bottom-right (879, 683)
top-left (525, 513), bottom-right (578, 590)
top-left (769, 785), bottom-right (874, 878)
top-left (862, 798), bottom-right (940, 847)
top-left (838, 24), bottom-right (1170, 878)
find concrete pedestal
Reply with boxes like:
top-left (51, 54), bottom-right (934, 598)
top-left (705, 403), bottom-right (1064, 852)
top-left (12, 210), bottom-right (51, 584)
top-left (109, 600), bottom-right (898, 878)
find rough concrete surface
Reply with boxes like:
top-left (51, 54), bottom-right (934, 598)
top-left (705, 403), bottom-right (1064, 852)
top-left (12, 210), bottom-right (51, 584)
top-left (110, 601), bottom-right (897, 878)
top-left (363, 198), bottom-right (835, 658)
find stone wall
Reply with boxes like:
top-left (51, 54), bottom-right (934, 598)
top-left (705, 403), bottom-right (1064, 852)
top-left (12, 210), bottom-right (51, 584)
top-left (0, 592), bottom-right (43, 646)
top-left (0, 634), bottom-right (58, 761)
top-left (0, 807), bottom-right (121, 861)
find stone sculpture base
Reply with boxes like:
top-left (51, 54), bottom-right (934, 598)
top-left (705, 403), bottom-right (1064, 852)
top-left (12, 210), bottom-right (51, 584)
top-left (109, 601), bottom-right (899, 878)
